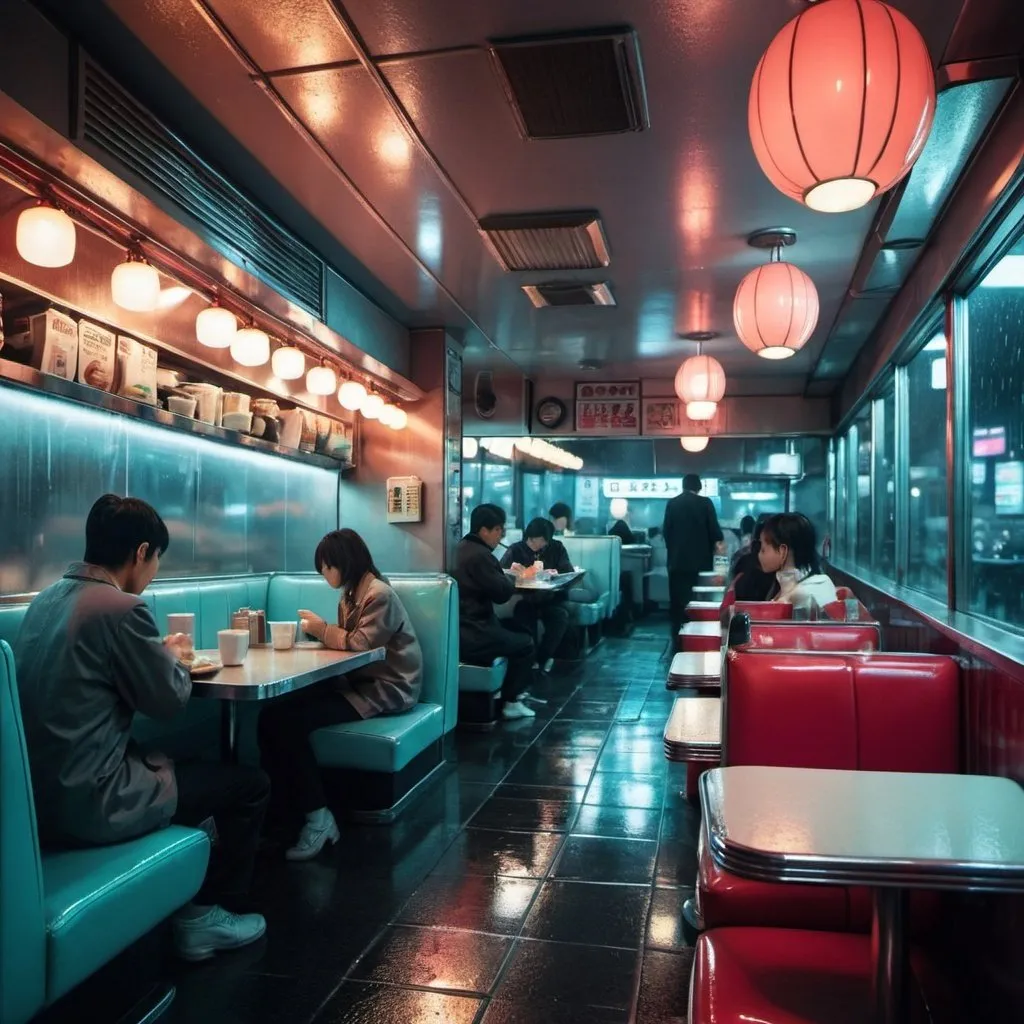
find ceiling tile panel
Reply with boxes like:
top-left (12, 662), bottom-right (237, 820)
top-left (204, 0), bottom-right (358, 70)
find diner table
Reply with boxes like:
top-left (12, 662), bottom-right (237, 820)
top-left (509, 568), bottom-right (585, 591)
top-left (191, 643), bottom-right (386, 758)
top-left (692, 584), bottom-right (726, 601)
top-left (700, 765), bottom-right (1024, 1024)
top-left (666, 650), bottom-right (720, 691)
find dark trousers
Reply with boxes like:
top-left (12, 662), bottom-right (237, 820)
top-left (172, 760), bottom-right (269, 906)
top-left (668, 570), bottom-right (699, 646)
top-left (257, 686), bottom-right (362, 816)
top-left (513, 599), bottom-right (570, 663)
top-left (461, 622), bottom-right (535, 702)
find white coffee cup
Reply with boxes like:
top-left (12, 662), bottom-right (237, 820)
top-left (167, 613), bottom-right (195, 640)
top-left (270, 621), bottom-right (296, 651)
top-left (217, 628), bottom-right (250, 667)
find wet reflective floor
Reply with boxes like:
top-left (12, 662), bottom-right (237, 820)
top-left (44, 628), bottom-right (700, 1023)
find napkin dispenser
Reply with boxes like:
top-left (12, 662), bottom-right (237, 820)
top-left (231, 608), bottom-right (267, 645)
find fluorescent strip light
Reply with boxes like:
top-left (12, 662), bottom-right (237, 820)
top-left (980, 254), bottom-right (1024, 288)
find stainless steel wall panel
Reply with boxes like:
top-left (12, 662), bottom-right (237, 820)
top-left (0, 384), bottom-right (338, 595)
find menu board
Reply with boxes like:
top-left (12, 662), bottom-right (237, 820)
top-left (575, 381), bottom-right (639, 434)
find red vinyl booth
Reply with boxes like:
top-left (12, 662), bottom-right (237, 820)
top-left (695, 649), bottom-right (960, 934)
top-left (677, 620), bottom-right (882, 800)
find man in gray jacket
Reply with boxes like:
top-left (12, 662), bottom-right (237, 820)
top-left (14, 494), bottom-right (269, 962)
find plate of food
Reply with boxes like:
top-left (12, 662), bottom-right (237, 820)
top-left (184, 654), bottom-right (222, 677)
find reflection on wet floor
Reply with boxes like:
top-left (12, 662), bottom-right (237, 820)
top-left (40, 626), bottom-right (701, 1024)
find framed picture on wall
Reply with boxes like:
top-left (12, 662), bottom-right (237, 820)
top-left (641, 398), bottom-right (727, 435)
top-left (575, 381), bottom-right (640, 434)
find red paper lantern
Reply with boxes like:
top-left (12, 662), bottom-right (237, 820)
top-left (733, 260), bottom-right (819, 360)
top-left (749, 0), bottom-right (935, 212)
top-left (675, 354), bottom-right (726, 421)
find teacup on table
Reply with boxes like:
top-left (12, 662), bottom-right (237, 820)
top-left (269, 621), bottom-right (296, 651)
top-left (217, 628), bottom-right (250, 666)
top-left (167, 612), bottom-right (195, 640)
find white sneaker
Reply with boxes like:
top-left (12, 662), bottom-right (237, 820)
top-left (503, 700), bottom-right (537, 720)
top-left (285, 812), bottom-right (340, 862)
top-left (173, 905), bottom-right (266, 962)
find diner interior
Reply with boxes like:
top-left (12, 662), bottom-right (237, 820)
top-left (2, 0), bottom-right (1024, 1022)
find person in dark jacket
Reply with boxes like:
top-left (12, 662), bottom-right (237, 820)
top-left (13, 494), bottom-right (268, 962)
top-left (730, 514), bottom-right (776, 601)
top-left (500, 518), bottom-right (572, 673)
top-left (452, 504), bottom-right (536, 720)
top-left (662, 474), bottom-right (725, 644)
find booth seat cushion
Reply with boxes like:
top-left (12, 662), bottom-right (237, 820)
top-left (311, 703), bottom-right (444, 773)
top-left (459, 659), bottom-right (506, 694)
top-left (144, 576), bottom-right (271, 649)
top-left (567, 600), bottom-right (603, 627)
top-left (42, 826), bottom-right (209, 1003)
top-left (734, 600), bottom-right (792, 620)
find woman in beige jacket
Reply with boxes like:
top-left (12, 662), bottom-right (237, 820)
top-left (257, 529), bottom-right (423, 861)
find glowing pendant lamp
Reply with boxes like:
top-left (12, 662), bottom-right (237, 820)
top-left (111, 248), bottom-right (160, 312)
top-left (338, 379), bottom-right (367, 411)
top-left (733, 233), bottom-right (819, 359)
top-left (306, 364), bottom-right (337, 396)
top-left (361, 393), bottom-right (385, 420)
top-left (749, 0), bottom-right (935, 213)
top-left (388, 407), bottom-right (408, 430)
top-left (195, 303), bottom-right (237, 348)
top-left (680, 436), bottom-right (709, 453)
top-left (16, 201), bottom-right (76, 267)
top-left (271, 346), bottom-right (305, 380)
top-left (675, 346), bottom-right (725, 422)
top-left (231, 326), bottom-right (270, 367)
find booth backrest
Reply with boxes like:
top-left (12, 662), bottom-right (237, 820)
top-left (735, 601), bottom-right (793, 620)
top-left (0, 603), bottom-right (28, 647)
top-left (266, 572), bottom-right (460, 734)
top-left (562, 536), bottom-right (622, 616)
top-left (143, 576), bottom-right (272, 649)
top-left (723, 649), bottom-right (960, 773)
top-left (743, 621), bottom-right (880, 653)
top-left (0, 640), bottom-right (47, 1024)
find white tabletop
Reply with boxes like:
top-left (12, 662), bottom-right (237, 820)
top-left (680, 621), bottom-right (721, 637)
top-left (512, 569), bottom-right (585, 591)
top-left (668, 650), bottom-right (721, 682)
top-left (664, 697), bottom-right (721, 761)
top-left (692, 585), bottom-right (725, 598)
top-left (685, 601), bottom-right (721, 612)
top-left (189, 644), bottom-right (385, 701)
top-left (701, 766), bottom-right (1024, 891)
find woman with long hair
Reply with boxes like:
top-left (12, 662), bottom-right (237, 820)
top-left (258, 529), bottom-right (423, 860)
top-left (757, 513), bottom-right (837, 609)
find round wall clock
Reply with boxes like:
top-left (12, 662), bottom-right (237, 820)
top-left (536, 396), bottom-right (567, 429)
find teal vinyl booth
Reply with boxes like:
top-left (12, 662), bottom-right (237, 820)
top-left (0, 639), bottom-right (210, 1024)
top-left (0, 570), bottom-right (460, 826)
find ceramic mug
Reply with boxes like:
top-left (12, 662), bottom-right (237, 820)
top-left (217, 628), bottom-right (250, 666)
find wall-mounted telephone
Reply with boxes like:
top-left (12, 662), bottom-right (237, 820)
top-left (386, 476), bottom-right (423, 523)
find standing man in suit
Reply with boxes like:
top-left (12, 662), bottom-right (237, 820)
top-left (663, 474), bottom-right (724, 649)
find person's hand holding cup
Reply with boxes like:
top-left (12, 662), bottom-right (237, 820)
top-left (164, 632), bottom-right (194, 663)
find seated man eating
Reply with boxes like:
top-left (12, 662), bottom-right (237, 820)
top-left (13, 493), bottom-right (269, 962)
top-left (500, 517), bottom-right (573, 673)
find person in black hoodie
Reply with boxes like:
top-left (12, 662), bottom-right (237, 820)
top-left (729, 514), bottom-right (776, 601)
top-left (452, 504), bottom-right (537, 720)
top-left (500, 518), bottom-right (572, 673)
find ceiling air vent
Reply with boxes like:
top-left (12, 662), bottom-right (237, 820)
top-left (76, 58), bottom-right (324, 318)
top-left (489, 28), bottom-right (649, 139)
top-left (480, 211), bottom-right (610, 271)
top-left (522, 282), bottom-right (615, 308)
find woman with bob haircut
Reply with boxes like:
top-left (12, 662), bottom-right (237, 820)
top-left (258, 528), bottom-right (422, 861)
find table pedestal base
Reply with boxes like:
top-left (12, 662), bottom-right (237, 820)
top-left (220, 703), bottom-right (238, 762)
top-left (872, 887), bottom-right (910, 1024)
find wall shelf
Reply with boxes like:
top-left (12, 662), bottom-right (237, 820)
top-left (0, 358), bottom-right (351, 472)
